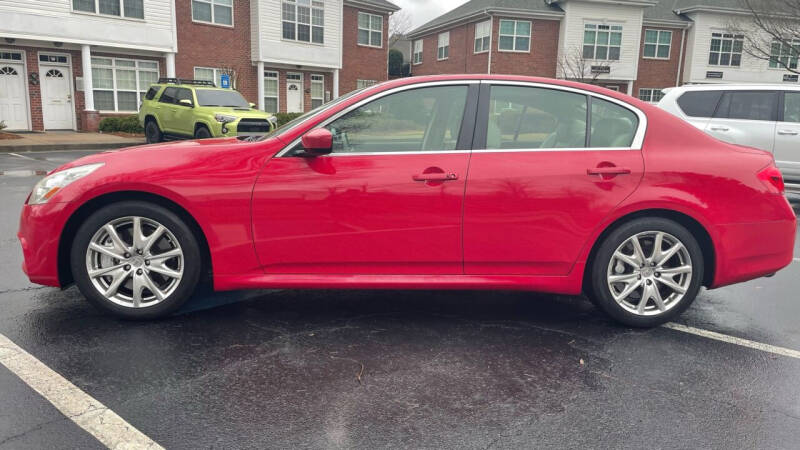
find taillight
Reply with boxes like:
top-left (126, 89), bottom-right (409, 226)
top-left (758, 165), bottom-right (785, 194)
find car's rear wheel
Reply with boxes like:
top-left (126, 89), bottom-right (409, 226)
top-left (145, 119), bottom-right (163, 144)
top-left (194, 126), bottom-right (212, 139)
top-left (70, 201), bottom-right (202, 319)
top-left (588, 217), bottom-right (704, 327)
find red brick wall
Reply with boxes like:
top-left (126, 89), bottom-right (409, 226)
top-left (340, 5), bottom-right (390, 94)
top-left (263, 67), bottom-right (334, 114)
top-left (490, 17), bottom-right (559, 77)
top-left (410, 22), bottom-right (490, 76)
top-left (174, 0), bottom-right (258, 103)
top-left (633, 26), bottom-right (685, 99)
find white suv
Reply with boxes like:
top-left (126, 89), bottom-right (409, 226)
top-left (658, 85), bottom-right (800, 190)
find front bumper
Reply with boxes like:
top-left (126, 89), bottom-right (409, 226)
top-left (18, 201), bottom-right (73, 287)
top-left (218, 118), bottom-right (274, 138)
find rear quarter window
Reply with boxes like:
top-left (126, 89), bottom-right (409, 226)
top-left (676, 91), bottom-right (723, 118)
top-left (145, 86), bottom-right (159, 101)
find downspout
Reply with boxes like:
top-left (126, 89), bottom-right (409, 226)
top-left (676, 27), bottom-right (686, 86)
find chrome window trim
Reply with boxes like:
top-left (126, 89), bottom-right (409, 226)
top-left (478, 80), bottom-right (648, 151)
top-left (275, 80), bottom-right (480, 157)
top-left (274, 79), bottom-right (648, 157)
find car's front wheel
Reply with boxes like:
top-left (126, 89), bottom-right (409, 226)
top-left (70, 201), bottom-right (202, 319)
top-left (144, 119), bottom-right (163, 144)
top-left (194, 126), bottom-right (212, 139)
top-left (588, 217), bottom-right (704, 327)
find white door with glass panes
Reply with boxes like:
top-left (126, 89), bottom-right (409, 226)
top-left (40, 65), bottom-right (74, 129)
top-left (287, 73), bottom-right (303, 113)
top-left (0, 63), bottom-right (29, 130)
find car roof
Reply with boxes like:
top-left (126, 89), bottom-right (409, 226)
top-left (667, 84), bottom-right (800, 92)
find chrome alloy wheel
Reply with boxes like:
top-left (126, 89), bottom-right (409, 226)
top-left (606, 231), bottom-right (693, 316)
top-left (85, 216), bottom-right (184, 308)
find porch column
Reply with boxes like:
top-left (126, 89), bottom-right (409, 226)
top-left (165, 52), bottom-right (176, 78)
top-left (333, 69), bottom-right (339, 99)
top-left (257, 61), bottom-right (265, 111)
top-left (81, 45), bottom-right (94, 111)
top-left (627, 81), bottom-right (633, 96)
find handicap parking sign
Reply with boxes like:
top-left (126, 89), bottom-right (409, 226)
top-left (220, 74), bottom-right (230, 89)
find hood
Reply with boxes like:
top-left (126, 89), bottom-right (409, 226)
top-left (202, 107), bottom-right (273, 120)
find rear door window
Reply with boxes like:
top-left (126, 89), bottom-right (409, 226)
top-left (714, 91), bottom-right (778, 121)
top-left (175, 88), bottom-right (193, 105)
top-left (145, 86), bottom-right (159, 101)
top-left (159, 87), bottom-right (177, 104)
top-left (676, 91), bottom-right (723, 118)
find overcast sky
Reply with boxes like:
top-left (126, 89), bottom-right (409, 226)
top-left (391, 0), bottom-right (470, 29)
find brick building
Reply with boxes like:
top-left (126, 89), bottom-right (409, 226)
top-left (0, 0), bottom-right (399, 132)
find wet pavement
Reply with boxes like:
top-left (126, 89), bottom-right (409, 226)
top-left (1, 150), bottom-right (799, 449)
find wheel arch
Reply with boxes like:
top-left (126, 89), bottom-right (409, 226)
top-left (581, 208), bottom-right (716, 292)
top-left (194, 121), bottom-right (212, 135)
top-left (58, 191), bottom-right (212, 287)
top-left (143, 114), bottom-right (161, 129)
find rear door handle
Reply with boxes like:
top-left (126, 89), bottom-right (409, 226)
top-left (778, 129), bottom-right (799, 136)
top-left (709, 126), bottom-right (730, 132)
top-left (412, 172), bottom-right (458, 181)
top-left (587, 167), bottom-right (631, 176)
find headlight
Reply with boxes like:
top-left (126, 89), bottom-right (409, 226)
top-left (214, 114), bottom-right (237, 123)
top-left (29, 163), bottom-right (104, 205)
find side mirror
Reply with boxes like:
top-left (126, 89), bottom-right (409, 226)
top-left (249, 102), bottom-right (256, 109)
top-left (301, 128), bottom-right (333, 156)
top-left (178, 98), bottom-right (193, 107)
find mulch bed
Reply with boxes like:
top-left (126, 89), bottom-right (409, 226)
top-left (0, 132), bottom-right (22, 140)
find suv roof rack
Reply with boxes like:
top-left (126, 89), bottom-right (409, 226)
top-left (157, 77), bottom-right (217, 87)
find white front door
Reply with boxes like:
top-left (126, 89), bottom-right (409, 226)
top-left (41, 65), bottom-right (74, 129)
top-left (286, 73), bottom-right (303, 113)
top-left (0, 63), bottom-right (30, 130)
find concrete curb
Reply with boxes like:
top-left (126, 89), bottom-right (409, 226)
top-left (0, 141), bottom-right (145, 153)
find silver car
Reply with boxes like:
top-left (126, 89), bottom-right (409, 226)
top-left (658, 84), bottom-right (800, 190)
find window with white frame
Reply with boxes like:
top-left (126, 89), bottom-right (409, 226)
top-left (358, 12), bottom-right (383, 47)
top-left (192, 0), bottom-right (232, 25)
top-left (498, 20), bottom-right (530, 52)
top-left (413, 39), bottom-right (423, 64)
top-left (438, 32), bottom-right (450, 60)
top-left (194, 67), bottom-right (224, 86)
top-left (91, 57), bottom-right (159, 112)
top-left (357, 79), bottom-right (377, 89)
top-left (474, 20), bottom-right (491, 53)
top-left (638, 88), bottom-right (664, 103)
top-left (73, 0), bottom-right (144, 19)
top-left (769, 39), bottom-right (800, 70)
top-left (264, 71), bottom-right (279, 113)
top-left (282, 0), bottom-right (324, 44)
top-left (708, 32), bottom-right (743, 66)
top-left (584, 24), bottom-right (622, 60)
top-left (643, 29), bottom-right (671, 59)
top-left (311, 74), bottom-right (324, 109)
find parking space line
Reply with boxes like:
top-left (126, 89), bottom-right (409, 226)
top-left (663, 323), bottom-right (800, 360)
top-left (8, 152), bottom-right (38, 161)
top-left (0, 333), bottom-right (163, 449)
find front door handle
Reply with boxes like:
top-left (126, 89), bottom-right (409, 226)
top-left (778, 129), bottom-right (799, 136)
top-left (412, 172), bottom-right (458, 181)
top-left (710, 126), bottom-right (730, 132)
top-left (587, 167), bottom-right (631, 176)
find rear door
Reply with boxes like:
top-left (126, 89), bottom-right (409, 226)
top-left (463, 83), bottom-right (644, 276)
top-left (705, 90), bottom-right (778, 152)
top-left (775, 91), bottom-right (800, 183)
top-left (173, 88), bottom-right (196, 136)
top-left (156, 87), bottom-right (178, 134)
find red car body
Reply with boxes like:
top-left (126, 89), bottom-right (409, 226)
top-left (18, 75), bottom-right (797, 298)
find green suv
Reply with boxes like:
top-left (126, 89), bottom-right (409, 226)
top-left (139, 78), bottom-right (276, 143)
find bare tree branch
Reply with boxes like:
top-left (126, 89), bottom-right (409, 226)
top-left (389, 11), bottom-right (412, 47)
top-left (557, 47), bottom-right (609, 84)
top-left (728, 0), bottom-right (800, 74)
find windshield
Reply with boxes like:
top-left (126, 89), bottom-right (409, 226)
top-left (258, 87), bottom-right (367, 140)
top-left (196, 89), bottom-right (250, 108)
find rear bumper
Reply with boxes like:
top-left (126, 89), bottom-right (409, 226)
top-left (18, 201), bottom-right (73, 288)
top-left (712, 217), bottom-right (797, 288)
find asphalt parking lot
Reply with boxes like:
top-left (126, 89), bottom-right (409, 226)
top-left (1, 149), bottom-right (800, 449)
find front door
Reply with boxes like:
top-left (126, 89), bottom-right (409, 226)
top-left (0, 62), bottom-right (29, 130)
top-left (40, 65), bottom-right (74, 129)
top-left (252, 84), bottom-right (476, 274)
top-left (286, 73), bottom-right (303, 113)
top-left (464, 84), bottom-right (644, 275)
top-left (775, 91), bottom-right (800, 183)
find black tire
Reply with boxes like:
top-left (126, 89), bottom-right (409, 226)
top-left (70, 201), bottom-right (202, 320)
top-left (145, 119), bottom-right (163, 144)
top-left (588, 217), bottom-right (704, 328)
top-left (194, 126), bottom-right (212, 139)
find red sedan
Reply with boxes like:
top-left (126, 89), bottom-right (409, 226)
top-left (17, 75), bottom-right (797, 327)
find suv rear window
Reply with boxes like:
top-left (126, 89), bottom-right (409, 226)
top-left (676, 91), bottom-right (723, 118)
top-left (145, 86), bottom-right (159, 101)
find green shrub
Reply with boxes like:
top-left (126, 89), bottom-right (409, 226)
top-left (274, 112), bottom-right (304, 127)
top-left (0, 120), bottom-right (6, 132)
top-left (98, 115), bottom-right (143, 134)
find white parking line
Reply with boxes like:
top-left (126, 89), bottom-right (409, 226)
top-left (0, 333), bottom-right (163, 449)
top-left (663, 322), bottom-right (800, 360)
top-left (7, 152), bottom-right (37, 161)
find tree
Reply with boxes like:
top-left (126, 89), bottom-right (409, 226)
top-left (388, 49), bottom-right (404, 77)
top-left (730, 0), bottom-right (800, 74)
top-left (389, 10), bottom-right (412, 47)
top-left (557, 47), bottom-right (610, 84)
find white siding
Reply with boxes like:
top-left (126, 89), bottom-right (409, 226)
top-left (256, 0), bottom-right (342, 69)
top-left (0, 0), bottom-right (175, 52)
top-left (557, 0), bottom-right (645, 81)
top-left (683, 12), bottom-right (794, 84)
